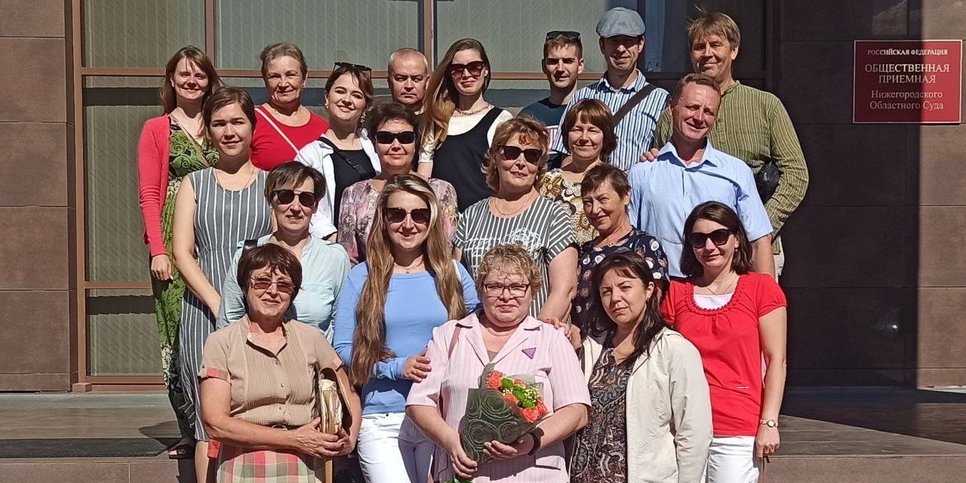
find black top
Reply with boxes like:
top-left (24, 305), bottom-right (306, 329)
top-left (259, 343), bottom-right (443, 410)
top-left (431, 108), bottom-right (505, 212)
top-left (322, 138), bottom-right (377, 222)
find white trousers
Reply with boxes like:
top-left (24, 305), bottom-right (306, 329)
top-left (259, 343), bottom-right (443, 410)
top-left (357, 412), bottom-right (433, 483)
top-left (704, 436), bottom-right (760, 483)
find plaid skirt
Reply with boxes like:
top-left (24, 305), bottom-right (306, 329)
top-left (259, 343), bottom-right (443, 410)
top-left (216, 443), bottom-right (323, 482)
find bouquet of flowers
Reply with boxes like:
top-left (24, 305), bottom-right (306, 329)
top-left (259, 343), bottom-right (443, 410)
top-left (449, 364), bottom-right (549, 483)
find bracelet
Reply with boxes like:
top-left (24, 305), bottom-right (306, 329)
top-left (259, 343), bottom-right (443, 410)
top-left (526, 427), bottom-right (545, 456)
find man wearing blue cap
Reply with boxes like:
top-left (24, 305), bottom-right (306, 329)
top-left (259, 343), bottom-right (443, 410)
top-left (550, 7), bottom-right (669, 171)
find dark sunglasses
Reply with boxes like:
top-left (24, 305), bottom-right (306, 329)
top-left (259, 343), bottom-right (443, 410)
top-left (374, 130), bottom-right (417, 145)
top-left (273, 189), bottom-right (317, 207)
top-left (385, 207), bottom-right (431, 225)
top-left (501, 145), bottom-right (541, 164)
top-left (447, 60), bottom-right (486, 77)
top-left (251, 277), bottom-right (295, 295)
top-left (687, 228), bottom-right (733, 248)
top-left (334, 61), bottom-right (372, 72)
top-left (546, 30), bottom-right (581, 41)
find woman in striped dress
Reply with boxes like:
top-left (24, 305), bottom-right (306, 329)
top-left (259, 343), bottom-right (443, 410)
top-left (173, 87), bottom-right (273, 480)
top-left (453, 116), bottom-right (577, 321)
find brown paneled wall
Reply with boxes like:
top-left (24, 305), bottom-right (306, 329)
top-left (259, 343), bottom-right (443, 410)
top-left (0, 0), bottom-right (75, 390)
top-left (775, 0), bottom-right (966, 386)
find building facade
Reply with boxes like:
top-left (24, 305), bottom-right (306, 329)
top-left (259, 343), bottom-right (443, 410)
top-left (0, 0), bottom-right (963, 391)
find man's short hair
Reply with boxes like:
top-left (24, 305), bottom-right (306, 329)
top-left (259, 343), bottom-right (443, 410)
top-left (688, 11), bottom-right (741, 50)
top-left (670, 73), bottom-right (721, 104)
top-left (387, 47), bottom-right (430, 74)
top-left (543, 34), bottom-right (583, 59)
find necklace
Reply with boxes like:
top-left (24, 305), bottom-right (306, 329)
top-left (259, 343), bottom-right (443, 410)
top-left (491, 191), bottom-right (535, 217)
top-left (214, 163), bottom-right (257, 191)
top-left (393, 257), bottom-right (425, 273)
top-left (596, 225), bottom-right (632, 248)
top-left (455, 102), bottom-right (491, 116)
top-left (703, 273), bottom-right (738, 295)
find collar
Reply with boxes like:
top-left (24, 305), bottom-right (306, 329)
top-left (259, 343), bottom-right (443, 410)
top-left (455, 311), bottom-right (542, 330)
top-left (598, 69), bottom-right (647, 93)
top-left (240, 315), bottom-right (290, 355)
top-left (658, 138), bottom-right (720, 168)
top-left (722, 80), bottom-right (741, 97)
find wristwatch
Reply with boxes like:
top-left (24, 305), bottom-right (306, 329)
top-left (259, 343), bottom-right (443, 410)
top-left (760, 419), bottom-right (778, 428)
top-left (526, 427), bottom-right (545, 455)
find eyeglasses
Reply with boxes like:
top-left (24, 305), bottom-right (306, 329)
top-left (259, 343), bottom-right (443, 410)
top-left (482, 282), bottom-right (531, 298)
top-left (334, 61), bottom-right (372, 72)
top-left (687, 228), bottom-right (733, 248)
top-left (447, 60), bottom-right (486, 78)
top-left (273, 189), bottom-right (317, 207)
top-left (251, 277), bottom-right (295, 295)
top-left (384, 207), bottom-right (431, 225)
top-left (500, 145), bottom-right (541, 164)
top-left (546, 30), bottom-right (581, 41)
top-left (374, 130), bottom-right (417, 145)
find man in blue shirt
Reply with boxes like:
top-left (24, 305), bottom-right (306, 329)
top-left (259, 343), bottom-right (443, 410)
top-left (629, 73), bottom-right (775, 278)
top-left (551, 7), bottom-right (669, 171)
top-left (519, 31), bottom-right (585, 168)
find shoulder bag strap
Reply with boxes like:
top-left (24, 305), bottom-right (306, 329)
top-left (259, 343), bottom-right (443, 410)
top-left (256, 106), bottom-right (300, 156)
top-left (612, 83), bottom-right (658, 124)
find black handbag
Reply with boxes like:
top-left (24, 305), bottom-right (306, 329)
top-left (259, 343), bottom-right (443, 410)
top-left (755, 158), bottom-right (782, 202)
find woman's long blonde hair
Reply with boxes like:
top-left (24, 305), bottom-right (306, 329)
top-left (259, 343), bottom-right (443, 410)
top-left (348, 174), bottom-right (468, 386)
top-left (420, 39), bottom-right (492, 149)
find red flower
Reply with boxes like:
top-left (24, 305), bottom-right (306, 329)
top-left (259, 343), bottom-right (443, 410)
top-left (522, 407), bottom-right (540, 423)
top-left (504, 393), bottom-right (520, 406)
top-left (486, 372), bottom-right (504, 389)
top-left (536, 402), bottom-right (548, 416)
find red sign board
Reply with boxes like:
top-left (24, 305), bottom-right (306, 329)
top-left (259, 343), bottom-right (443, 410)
top-left (853, 40), bottom-right (962, 124)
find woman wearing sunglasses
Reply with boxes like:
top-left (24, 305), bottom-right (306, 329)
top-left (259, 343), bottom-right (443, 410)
top-left (337, 102), bottom-right (459, 264)
top-left (137, 45), bottom-right (221, 459)
top-left (333, 174), bottom-right (479, 482)
top-left (250, 43), bottom-right (329, 171)
top-left (172, 87), bottom-right (273, 478)
top-left (416, 38), bottom-right (513, 211)
top-left (296, 62), bottom-right (380, 239)
top-left (454, 117), bottom-right (577, 322)
top-left (217, 162), bottom-right (350, 341)
top-left (199, 243), bottom-right (361, 483)
top-left (538, 98), bottom-right (617, 245)
top-left (662, 202), bottom-right (787, 483)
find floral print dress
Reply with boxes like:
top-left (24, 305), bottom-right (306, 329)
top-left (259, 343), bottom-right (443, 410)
top-left (539, 169), bottom-right (596, 245)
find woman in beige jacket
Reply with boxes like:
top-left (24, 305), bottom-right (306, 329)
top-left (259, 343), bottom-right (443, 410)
top-left (568, 251), bottom-right (712, 483)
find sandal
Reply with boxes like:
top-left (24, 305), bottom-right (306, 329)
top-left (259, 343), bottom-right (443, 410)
top-left (167, 437), bottom-right (196, 459)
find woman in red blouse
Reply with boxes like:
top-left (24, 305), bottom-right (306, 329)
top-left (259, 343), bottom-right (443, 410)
top-left (251, 43), bottom-right (329, 170)
top-left (661, 201), bottom-right (787, 483)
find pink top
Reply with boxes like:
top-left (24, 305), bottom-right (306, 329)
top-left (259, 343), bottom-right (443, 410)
top-left (661, 273), bottom-right (787, 436)
top-left (136, 115), bottom-right (173, 257)
top-left (407, 313), bottom-right (590, 483)
top-left (251, 106), bottom-right (329, 171)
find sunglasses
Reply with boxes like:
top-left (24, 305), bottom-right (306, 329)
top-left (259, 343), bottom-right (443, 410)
top-left (687, 228), bottom-right (733, 248)
top-left (374, 130), bottom-right (417, 145)
top-left (385, 207), bottom-right (431, 225)
top-left (273, 189), bottom-right (317, 207)
top-left (251, 277), bottom-right (295, 295)
top-left (546, 30), bottom-right (581, 41)
top-left (334, 61), bottom-right (372, 73)
top-left (447, 60), bottom-right (486, 77)
top-left (501, 145), bottom-right (541, 164)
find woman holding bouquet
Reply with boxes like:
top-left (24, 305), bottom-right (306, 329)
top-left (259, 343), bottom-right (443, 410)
top-left (407, 244), bottom-right (590, 482)
top-left (333, 174), bottom-right (479, 482)
top-left (568, 251), bottom-right (712, 483)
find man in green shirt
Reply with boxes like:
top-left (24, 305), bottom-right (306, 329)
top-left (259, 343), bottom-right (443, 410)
top-left (652, 12), bottom-right (808, 276)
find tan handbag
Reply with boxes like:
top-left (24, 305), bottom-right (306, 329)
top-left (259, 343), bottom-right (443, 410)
top-left (314, 366), bottom-right (353, 483)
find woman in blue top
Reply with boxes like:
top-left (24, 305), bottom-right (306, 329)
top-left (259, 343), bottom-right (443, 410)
top-left (217, 162), bottom-right (350, 340)
top-left (333, 174), bottom-right (478, 483)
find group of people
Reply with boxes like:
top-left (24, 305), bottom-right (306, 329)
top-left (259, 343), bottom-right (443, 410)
top-left (136, 6), bottom-right (805, 483)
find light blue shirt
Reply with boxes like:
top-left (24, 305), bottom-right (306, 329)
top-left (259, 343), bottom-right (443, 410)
top-left (333, 262), bottom-right (480, 415)
top-left (217, 235), bottom-right (350, 341)
top-left (628, 140), bottom-right (773, 278)
top-left (551, 70), bottom-right (669, 171)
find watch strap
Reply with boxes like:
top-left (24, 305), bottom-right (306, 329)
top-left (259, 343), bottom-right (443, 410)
top-left (526, 427), bottom-right (545, 456)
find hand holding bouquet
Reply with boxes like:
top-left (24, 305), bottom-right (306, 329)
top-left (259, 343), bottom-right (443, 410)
top-left (448, 364), bottom-right (549, 483)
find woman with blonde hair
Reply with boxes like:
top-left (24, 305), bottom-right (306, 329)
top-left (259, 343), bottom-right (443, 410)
top-left (137, 46), bottom-right (221, 458)
top-left (333, 174), bottom-right (479, 482)
top-left (416, 38), bottom-right (513, 211)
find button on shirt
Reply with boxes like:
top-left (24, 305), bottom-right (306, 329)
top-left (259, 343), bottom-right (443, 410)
top-left (628, 140), bottom-right (772, 278)
top-left (552, 70), bottom-right (669, 171)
